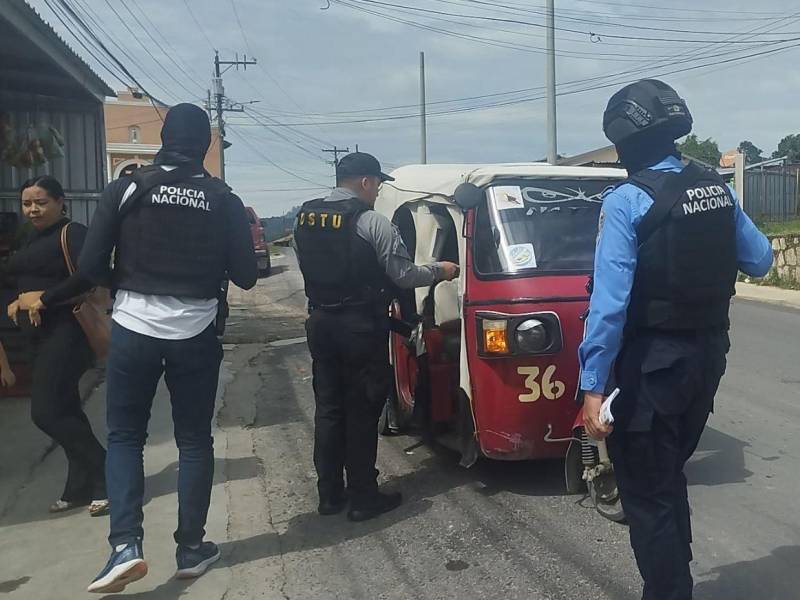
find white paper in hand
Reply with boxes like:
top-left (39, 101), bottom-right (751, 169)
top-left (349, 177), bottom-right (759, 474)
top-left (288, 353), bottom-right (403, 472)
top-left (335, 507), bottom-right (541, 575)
top-left (599, 388), bottom-right (620, 426)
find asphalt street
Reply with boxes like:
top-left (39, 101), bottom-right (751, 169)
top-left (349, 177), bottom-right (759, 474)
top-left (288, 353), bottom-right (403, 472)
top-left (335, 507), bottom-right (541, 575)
top-left (0, 250), bottom-right (797, 599)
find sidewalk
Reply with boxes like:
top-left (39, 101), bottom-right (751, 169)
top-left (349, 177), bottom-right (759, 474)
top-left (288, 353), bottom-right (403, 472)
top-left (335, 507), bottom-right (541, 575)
top-left (0, 369), bottom-right (102, 521)
top-left (735, 281), bottom-right (800, 311)
top-left (0, 365), bottom-right (235, 599)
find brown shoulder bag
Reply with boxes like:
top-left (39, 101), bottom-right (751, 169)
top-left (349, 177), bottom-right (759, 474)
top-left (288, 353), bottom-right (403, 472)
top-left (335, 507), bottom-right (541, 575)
top-left (60, 224), bottom-right (113, 360)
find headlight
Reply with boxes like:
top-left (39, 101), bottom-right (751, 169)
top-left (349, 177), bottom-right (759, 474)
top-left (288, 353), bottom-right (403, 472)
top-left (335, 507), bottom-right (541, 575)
top-left (515, 319), bottom-right (549, 353)
top-left (482, 319), bottom-right (509, 354)
top-left (477, 312), bottom-right (563, 357)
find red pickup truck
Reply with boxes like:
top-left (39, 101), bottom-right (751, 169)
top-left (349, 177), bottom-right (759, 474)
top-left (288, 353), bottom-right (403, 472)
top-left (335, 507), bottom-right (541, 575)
top-left (245, 206), bottom-right (271, 277)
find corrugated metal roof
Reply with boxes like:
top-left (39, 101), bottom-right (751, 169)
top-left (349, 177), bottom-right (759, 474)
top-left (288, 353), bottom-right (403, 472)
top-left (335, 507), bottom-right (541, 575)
top-left (5, 0), bottom-right (115, 98)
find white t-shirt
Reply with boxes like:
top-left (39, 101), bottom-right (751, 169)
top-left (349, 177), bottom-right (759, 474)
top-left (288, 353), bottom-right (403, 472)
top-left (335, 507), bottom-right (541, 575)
top-left (111, 167), bottom-right (219, 340)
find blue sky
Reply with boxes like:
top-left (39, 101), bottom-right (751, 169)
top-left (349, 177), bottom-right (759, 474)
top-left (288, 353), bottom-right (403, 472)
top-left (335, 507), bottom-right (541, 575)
top-left (29, 0), bottom-right (800, 215)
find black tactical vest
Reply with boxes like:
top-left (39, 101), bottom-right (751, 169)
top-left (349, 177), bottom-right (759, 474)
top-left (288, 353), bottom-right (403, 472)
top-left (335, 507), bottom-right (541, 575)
top-left (114, 165), bottom-right (232, 299)
top-left (294, 196), bottom-right (387, 309)
top-left (626, 163), bottom-right (738, 331)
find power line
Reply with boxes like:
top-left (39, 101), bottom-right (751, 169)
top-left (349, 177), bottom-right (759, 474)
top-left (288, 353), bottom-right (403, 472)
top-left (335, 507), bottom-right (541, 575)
top-left (297, 0), bottom-right (796, 122)
top-left (450, 0), bottom-right (786, 26)
top-left (434, 0), bottom-right (787, 18)
top-left (244, 105), bottom-right (333, 147)
top-left (181, 0), bottom-right (216, 49)
top-left (42, 0), bottom-right (128, 86)
top-left (68, 0), bottom-right (181, 103)
top-left (332, 0), bottom-right (627, 57)
top-left (571, 0), bottom-right (786, 16)
top-left (229, 129), bottom-right (332, 188)
top-left (335, 0), bottom-right (800, 43)
top-left (332, 0), bottom-right (794, 59)
top-left (230, 0), bottom-right (303, 104)
top-left (341, 0), bottom-right (674, 59)
top-left (125, 1), bottom-right (211, 87)
top-left (238, 109), bottom-right (328, 161)
top-left (50, 0), bottom-right (170, 106)
top-left (427, 0), bottom-right (792, 55)
top-left (225, 38), bottom-right (800, 127)
top-left (182, 1), bottom-right (336, 161)
top-left (229, 0), bottom-right (338, 145)
top-left (106, 117), bottom-right (164, 130)
top-left (103, 0), bottom-right (205, 98)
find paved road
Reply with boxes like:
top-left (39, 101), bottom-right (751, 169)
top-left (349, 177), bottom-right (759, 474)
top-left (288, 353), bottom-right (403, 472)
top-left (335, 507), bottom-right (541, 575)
top-left (221, 251), bottom-right (800, 600)
top-left (0, 250), bottom-right (797, 599)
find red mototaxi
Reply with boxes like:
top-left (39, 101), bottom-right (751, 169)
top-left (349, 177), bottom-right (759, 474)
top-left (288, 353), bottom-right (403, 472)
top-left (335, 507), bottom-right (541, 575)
top-left (375, 163), bottom-right (627, 520)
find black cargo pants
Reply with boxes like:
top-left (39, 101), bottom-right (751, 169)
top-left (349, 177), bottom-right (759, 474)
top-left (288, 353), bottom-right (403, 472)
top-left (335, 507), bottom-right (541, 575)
top-left (305, 308), bottom-right (391, 507)
top-left (607, 329), bottom-right (730, 600)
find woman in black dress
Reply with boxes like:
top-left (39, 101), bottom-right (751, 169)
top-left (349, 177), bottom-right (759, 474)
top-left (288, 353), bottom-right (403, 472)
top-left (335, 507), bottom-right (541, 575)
top-left (5, 176), bottom-right (108, 516)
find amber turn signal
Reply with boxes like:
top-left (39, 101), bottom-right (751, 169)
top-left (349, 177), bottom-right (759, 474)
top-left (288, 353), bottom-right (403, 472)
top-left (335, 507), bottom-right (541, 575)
top-left (482, 319), bottom-right (509, 354)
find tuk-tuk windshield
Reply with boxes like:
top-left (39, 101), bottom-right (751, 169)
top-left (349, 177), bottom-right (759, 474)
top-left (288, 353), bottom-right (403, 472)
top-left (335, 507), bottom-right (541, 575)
top-left (474, 178), bottom-right (616, 276)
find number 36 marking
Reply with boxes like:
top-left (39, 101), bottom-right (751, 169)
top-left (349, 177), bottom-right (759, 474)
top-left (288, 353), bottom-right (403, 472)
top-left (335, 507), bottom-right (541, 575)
top-left (517, 365), bottom-right (566, 403)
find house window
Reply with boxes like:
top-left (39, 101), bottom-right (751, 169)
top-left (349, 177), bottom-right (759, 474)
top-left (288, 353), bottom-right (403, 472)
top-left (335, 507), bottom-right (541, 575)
top-left (129, 126), bottom-right (140, 144)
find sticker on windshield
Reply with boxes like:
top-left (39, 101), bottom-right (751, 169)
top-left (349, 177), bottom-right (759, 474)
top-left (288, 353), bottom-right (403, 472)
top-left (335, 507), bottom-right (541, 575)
top-left (491, 186), bottom-right (525, 211)
top-left (507, 243), bottom-right (537, 268)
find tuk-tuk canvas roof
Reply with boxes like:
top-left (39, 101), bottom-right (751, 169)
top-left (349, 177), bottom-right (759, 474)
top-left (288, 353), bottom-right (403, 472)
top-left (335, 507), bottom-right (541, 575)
top-left (376, 162), bottom-right (627, 216)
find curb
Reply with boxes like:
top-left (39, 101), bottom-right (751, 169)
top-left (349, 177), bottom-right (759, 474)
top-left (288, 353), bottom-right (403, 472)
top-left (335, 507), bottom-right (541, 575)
top-left (735, 282), bottom-right (800, 311)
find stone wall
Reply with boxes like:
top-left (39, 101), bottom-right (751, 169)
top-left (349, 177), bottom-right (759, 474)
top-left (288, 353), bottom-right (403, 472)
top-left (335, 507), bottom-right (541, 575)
top-left (768, 235), bottom-right (800, 284)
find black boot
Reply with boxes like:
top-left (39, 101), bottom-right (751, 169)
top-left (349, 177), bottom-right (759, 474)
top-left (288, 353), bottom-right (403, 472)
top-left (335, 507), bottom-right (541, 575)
top-left (347, 491), bottom-right (402, 522)
top-left (318, 494), bottom-right (348, 516)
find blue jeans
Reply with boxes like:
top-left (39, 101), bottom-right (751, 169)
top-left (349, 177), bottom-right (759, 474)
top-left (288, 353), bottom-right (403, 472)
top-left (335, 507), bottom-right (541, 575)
top-left (106, 322), bottom-right (223, 547)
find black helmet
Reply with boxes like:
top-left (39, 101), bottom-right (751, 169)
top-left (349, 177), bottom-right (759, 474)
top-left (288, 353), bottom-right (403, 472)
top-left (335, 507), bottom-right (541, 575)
top-left (603, 79), bottom-right (692, 146)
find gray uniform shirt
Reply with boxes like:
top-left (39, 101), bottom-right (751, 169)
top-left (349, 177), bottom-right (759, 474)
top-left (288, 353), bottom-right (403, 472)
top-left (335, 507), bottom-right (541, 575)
top-left (297, 188), bottom-right (443, 289)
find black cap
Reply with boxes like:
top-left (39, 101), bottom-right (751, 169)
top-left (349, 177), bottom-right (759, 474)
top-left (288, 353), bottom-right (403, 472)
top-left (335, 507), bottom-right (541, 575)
top-left (336, 152), bottom-right (395, 182)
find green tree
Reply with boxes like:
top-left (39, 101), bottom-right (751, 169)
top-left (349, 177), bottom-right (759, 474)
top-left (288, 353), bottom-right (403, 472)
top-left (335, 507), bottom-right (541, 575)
top-left (738, 140), bottom-right (763, 164)
top-left (677, 134), bottom-right (722, 166)
top-left (772, 134), bottom-right (800, 161)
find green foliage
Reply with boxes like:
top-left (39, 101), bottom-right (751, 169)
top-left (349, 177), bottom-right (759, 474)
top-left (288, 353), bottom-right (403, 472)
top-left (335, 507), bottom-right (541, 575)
top-left (261, 206), bottom-right (300, 242)
top-left (760, 220), bottom-right (800, 236)
top-left (772, 134), bottom-right (800, 161)
top-left (677, 134), bottom-right (722, 166)
top-left (763, 269), bottom-right (800, 290)
top-left (738, 140), bottom-right (763, 165)
top-left (740, 268), bottom-right (800, 290)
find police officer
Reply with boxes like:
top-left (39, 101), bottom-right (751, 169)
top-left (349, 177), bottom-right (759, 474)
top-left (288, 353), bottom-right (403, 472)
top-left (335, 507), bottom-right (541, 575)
top-left (295, 152), bottom-right (458, 522)
top-left (579, 80), bottom-right (772, 600)
top-left (79, 104), bottom-right (257, 593)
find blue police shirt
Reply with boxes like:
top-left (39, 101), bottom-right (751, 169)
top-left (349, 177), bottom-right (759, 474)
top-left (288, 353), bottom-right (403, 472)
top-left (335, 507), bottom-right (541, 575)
top-left (578, 155), bottom-right (773, 394)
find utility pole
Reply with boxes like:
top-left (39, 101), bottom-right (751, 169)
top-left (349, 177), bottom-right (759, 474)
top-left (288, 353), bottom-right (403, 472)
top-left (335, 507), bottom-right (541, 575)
top-left (420, 51), bottom-right (427, 164)
top-left (212, 51), bottom-right (257, 182)
top-left (545, 0), bottom-right (558, 164)
top-left (322, 146), bottom-right (350, 177)
top-left (208, 51), bottom-right (256, 338)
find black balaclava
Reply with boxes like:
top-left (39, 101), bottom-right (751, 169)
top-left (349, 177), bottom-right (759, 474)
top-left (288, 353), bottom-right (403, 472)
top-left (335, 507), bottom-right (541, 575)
top-left (615, 125), bottom-right (682, 176)
top-left (155, 103), bottom-right (211, 167)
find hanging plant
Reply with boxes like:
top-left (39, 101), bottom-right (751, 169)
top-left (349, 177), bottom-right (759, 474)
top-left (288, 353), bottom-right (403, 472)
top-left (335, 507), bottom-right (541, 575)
top-left (0, 114), bottom-right (65, 168)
